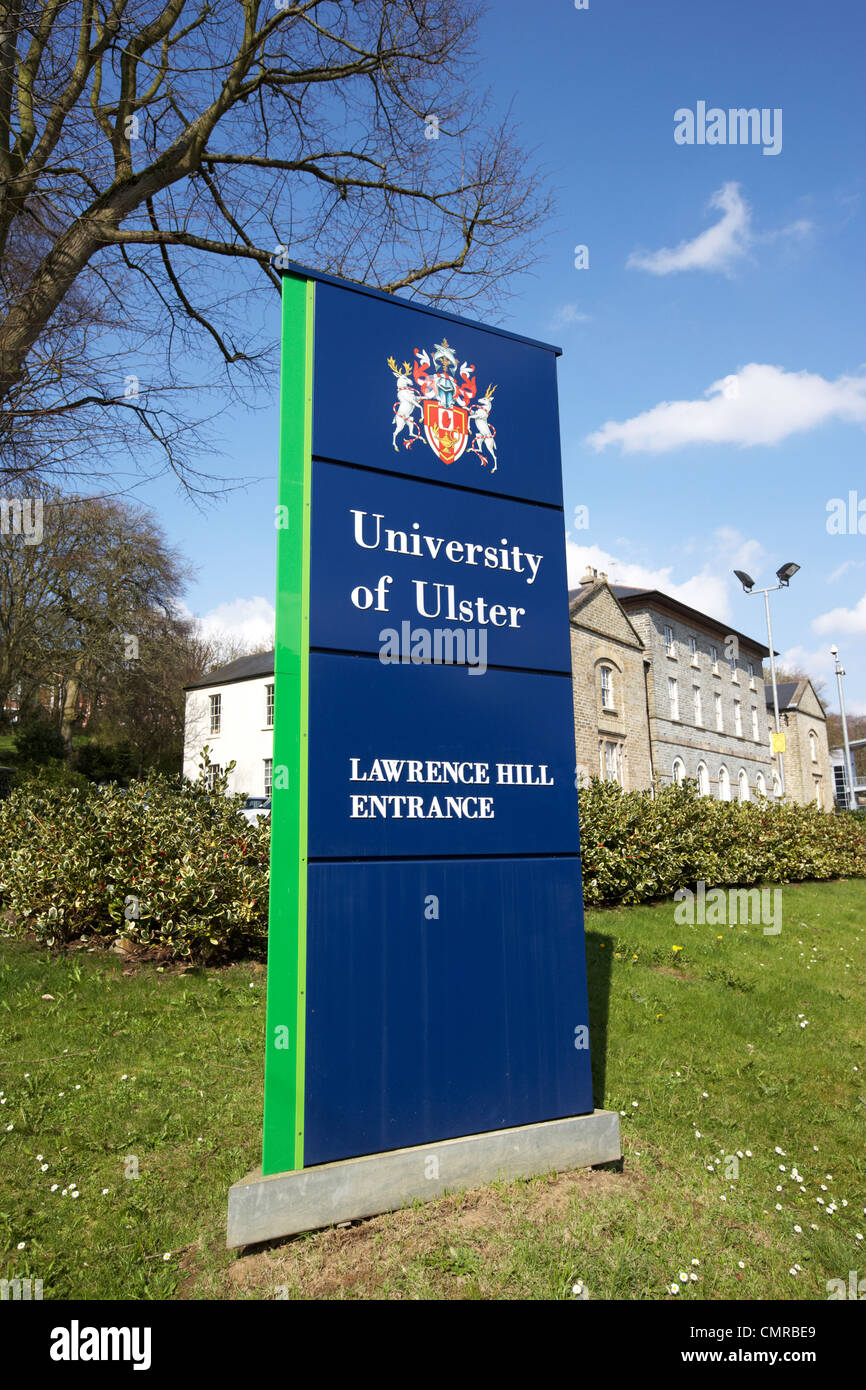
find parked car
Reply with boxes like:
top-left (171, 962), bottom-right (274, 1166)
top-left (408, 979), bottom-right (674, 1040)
top-left (240, 796), bottom-right (271, 825)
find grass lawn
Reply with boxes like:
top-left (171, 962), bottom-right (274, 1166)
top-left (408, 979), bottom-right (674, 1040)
top-left (1, 877), bottom-right (864, 1301)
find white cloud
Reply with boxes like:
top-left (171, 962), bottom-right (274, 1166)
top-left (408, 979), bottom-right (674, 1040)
top-left (566, 539), bottom-right (732, 622)
top-left (191, 595), bottom-right (276, 649)
top-left (626, 182), bottom-right (811, 277)
top-left (627, 182), bottom-right (753, 276)
top-left (812, 592), bottom-right (866, 637)
top-left (550, 302), bottom-right (589, 328)
top-left (712, 526), bottom-right (765, 579)
top-left (586, 363), bottom-right (866, 454)
top-left (827, 559), bottom-right (866, 584)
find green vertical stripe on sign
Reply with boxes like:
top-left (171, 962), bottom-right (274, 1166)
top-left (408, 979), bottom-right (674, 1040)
top-left (262, 274), bottom-right (314, 1176)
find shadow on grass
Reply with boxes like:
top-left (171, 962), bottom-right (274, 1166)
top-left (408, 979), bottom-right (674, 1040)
top-left (584, 929), bottom-right (614, 1109)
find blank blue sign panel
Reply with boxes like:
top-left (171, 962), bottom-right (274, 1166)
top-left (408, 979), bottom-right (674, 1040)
top-left (306, 653), bottom-right (581, 859)
top-left (304, 856), bottom-right (593, 1165)
top-left (309, 459), bottom-right (572, 673)
top-left (312, 280), bottom-right (565, 507)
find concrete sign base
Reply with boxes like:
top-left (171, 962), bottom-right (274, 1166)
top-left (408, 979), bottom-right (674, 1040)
top-left (227, 1109), bottom-right (621, 1249)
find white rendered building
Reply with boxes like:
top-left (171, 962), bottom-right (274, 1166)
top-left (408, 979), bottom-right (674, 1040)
top-left (183, 651), bottom-right (276, 798)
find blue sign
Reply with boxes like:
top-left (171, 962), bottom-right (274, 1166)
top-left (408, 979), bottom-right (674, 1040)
top-left (263, 266), bottom-right (594, 1177)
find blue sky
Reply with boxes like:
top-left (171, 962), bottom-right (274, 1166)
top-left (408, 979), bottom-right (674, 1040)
top-left (139, 0), bottom-right (866, 712)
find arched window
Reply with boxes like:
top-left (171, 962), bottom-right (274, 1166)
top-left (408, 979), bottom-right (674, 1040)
top-left (738, 769), bottom-right (750, 803)
top-left (697, 761), bottom-right (710, 796)
top-left (672, 758), bottom-right (686, 786)
top-left (718, 766), bottom-right (731, 801)
top-left (772, 773), bottom-right (782, 798)
top-left (809, 731), bottom-right (818, 764)
top-left (600, 665), bottom-right (613, 709)
top-left (755, 772), bottom-right (767, 798)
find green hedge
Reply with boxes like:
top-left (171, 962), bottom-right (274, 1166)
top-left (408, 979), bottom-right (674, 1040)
top-left (0, 768), bottom-right (269, 963)
top-left (578, 777), bottom-right (866, 906)
top-left (1, 773), bottom-right (863, 961)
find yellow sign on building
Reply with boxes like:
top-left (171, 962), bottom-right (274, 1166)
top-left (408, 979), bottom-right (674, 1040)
top-left (771, 732), bottom-right (786, 754)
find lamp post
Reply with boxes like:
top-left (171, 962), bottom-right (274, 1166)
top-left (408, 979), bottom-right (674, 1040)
top-left (831, 645), bottom-right (856, 810)
top-left (733, 562), bottom-right (800, 798)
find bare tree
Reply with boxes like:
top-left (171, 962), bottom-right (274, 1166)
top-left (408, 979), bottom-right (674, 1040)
top-left (0, 485), bottom-right (189, 733)
top-left (0, 1), bottom-right (551, 491)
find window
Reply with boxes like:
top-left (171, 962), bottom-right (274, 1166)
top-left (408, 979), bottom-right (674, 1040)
top-left (718, 766), bottom-right (731, 801)
top-left (734, 699), bottom-right (742, 737)
top-left (710, 645), bottom-right (719, 673)
top-left (664, 624), bottom-right (675, 656)
top-left (748, 662), bottom-right (756, 689)
top-left (668, 677), bottom-right (679, 720)
top-left (689, 636), bottom-right (698, 662)
top-left (209, 692), bottom-right (221, 735)
top-left (751, 706), bottom-right (759, 741)
top-left (773, 773), bottom-right (782, 799)
top-left (205, 762), bottom-right (222, 791)
top-left (600, 665), bottom-right (613, 709)
top-left (600, 740), bottom-right (622, 785)
top-left (265, 683), bottom-right (275, 728)
top-left (264, 758), bottom-right (273, 796)
top-left (814, 779), bottom-right (822, 809)
top-left (672, 758), bottom-right (686, 786)
top-left (693, 686), bottom-right (703, 726)
top-left (714, 691), bottom-right (723, 732)
top-left (729, 653), bottom-right (738, 681)
top-left (697, 762), bottom-right (710, 796)
top-left (738, 769), bottom-right (750, 803)
top-left (809, 731), bottom-right (818, 763)
top-left (755, 772), bottom-right (767, 798)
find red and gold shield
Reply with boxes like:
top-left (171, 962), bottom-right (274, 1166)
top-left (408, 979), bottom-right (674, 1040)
top-left (423, 401), bottom-right (469, 465)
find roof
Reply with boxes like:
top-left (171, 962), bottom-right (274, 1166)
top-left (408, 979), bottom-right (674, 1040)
top-left (765, 680), bottom-right (800, 710)
top-left (601, 584), bottom-right (772, 658)
top-left (184, 649), bottom-right (275, 691)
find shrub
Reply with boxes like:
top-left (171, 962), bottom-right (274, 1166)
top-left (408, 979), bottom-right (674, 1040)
top-left (12, 718), bottom-right (67, 765)
top-left (73, 738), bottom-right (138, 785)
top-left (0, 755), bottom-right (269, 963)
top-left (578, 778), bottom-right (866, 907)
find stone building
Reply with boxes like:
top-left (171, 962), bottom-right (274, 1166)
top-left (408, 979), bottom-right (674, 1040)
top-left (612, 582), bottom-right (775, 800)
top-left (568, 572), bottom-right (653, 790)
top-left (767, 679), bottom-right (833, 810)
top-left (569, 570), bottom-right (779, 802)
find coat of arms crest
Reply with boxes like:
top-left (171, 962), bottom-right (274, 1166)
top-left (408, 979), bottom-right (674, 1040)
top-left (387, 338), bottom-right (498, 472)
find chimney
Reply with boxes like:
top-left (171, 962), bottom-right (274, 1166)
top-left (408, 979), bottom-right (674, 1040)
top-left (580, 565), bottom-right (597, 585)
top-left (599, 571), bottom-right (608, 583)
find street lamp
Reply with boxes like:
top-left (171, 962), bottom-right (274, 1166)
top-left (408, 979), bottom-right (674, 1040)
top-left (831, 645), bottom-right (856, 810)
top-left (733, 563), bottom-right (800, 798)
